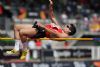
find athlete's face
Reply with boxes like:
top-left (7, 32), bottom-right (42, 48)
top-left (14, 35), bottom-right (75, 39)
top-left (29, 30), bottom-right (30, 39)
top-left (63, 25), bottom-right (71, 34)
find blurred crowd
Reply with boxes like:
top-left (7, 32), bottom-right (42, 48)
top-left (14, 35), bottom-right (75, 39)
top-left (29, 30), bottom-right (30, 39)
top-left (0, 0), bottom-right (99, 60)
top-left (0, 0), bottom-right (100, 32)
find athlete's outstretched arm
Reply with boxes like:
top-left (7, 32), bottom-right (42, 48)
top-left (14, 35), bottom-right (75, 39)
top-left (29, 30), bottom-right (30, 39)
top-left (49, 0), bottom-right (59, 25)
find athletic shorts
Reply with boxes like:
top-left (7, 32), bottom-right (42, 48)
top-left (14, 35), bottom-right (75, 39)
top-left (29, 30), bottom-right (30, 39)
top-left (29, 23), bottom-right (46, 38)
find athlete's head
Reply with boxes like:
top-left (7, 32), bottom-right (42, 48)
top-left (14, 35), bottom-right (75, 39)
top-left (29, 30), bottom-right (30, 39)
top-left (63, 24), bottom-right (76, 35)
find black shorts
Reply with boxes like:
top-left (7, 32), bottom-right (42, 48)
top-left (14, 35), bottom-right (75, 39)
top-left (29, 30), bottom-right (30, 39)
top-left (29, 23), bottom-right (46, 38)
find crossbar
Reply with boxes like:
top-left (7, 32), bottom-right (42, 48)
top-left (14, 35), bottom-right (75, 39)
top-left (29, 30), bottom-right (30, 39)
top-left (0, 38), bottom-right (94, 40)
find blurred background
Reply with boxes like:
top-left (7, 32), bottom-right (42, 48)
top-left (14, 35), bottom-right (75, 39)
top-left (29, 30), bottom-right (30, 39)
top-left (0, 0), bottom-right (100, 67)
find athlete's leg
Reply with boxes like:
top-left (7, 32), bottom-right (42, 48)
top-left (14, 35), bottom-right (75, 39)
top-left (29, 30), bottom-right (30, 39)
top-left (18, 25), bottom-right (37, 52)
top-left (6, 24), bottom-right (37, 57)
top-left (15, 24), bottom-right (37, 42)
top-left (14, 24), bottom-right (38, 60)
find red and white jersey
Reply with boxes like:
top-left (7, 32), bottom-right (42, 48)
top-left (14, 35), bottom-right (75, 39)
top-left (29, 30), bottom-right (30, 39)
top-left (45, 23), bottom-right (63, 38)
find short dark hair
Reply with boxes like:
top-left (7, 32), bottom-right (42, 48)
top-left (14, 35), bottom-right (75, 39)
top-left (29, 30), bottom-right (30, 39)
top-left (67, 24), bottom-right (76, 35)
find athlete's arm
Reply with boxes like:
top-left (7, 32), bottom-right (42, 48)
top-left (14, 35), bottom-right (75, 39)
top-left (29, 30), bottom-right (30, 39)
top-left (49, 0), bottom-right (59, 25)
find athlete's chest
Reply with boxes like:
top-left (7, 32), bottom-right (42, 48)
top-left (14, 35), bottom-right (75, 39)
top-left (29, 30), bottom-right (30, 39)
top-left (46, 24), bottom-right (63, 33)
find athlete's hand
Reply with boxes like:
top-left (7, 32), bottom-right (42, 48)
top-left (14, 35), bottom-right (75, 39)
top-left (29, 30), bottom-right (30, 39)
top-left (49, 0), bottom-right (53, 5)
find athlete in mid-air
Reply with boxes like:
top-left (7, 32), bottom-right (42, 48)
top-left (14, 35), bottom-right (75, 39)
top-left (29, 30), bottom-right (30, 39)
top-left (6, 0), bottom-right (76, 60)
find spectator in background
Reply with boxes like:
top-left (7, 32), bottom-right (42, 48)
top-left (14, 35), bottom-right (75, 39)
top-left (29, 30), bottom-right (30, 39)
top-left (0, 3), bottom-right (4, 16)
top-left (98, 16), bottom-right (100, 25)
top-left (83, 17), bottom-right (89, 31)
top-left (4, 6), bottom-right (13, 19)
top-left (35, 39), bottom-right (42, 48)
top-left (78, 0), bottom-right (90, 5)
top-left (40, 4), bottom-right (49, 23)
top-left (17, 7), bottom-right (27, 21)
top-left (0, 3), bottom-right (13, 31)
top-left (64, 41), bottom-right (69, 48)
top-left (4, 6), bottom-right (13, 34)
top-left (0, 2), bottom-right (5, 30)
top-left (60, 11), bottom-right (68, 24)
top-left (89, 14), bottom-right (100, 32)
top-left (5, 0), bottom-right (11, 6)
top-left (40, 5), bottom-right (47, 20)
top-left (42, 40), bottom-right (52, 49)
top-left (28, 40), bottom-right (39, 59)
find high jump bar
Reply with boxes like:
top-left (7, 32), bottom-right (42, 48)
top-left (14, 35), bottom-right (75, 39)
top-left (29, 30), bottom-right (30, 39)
top-left (0, 38), bottom-right (100, 40)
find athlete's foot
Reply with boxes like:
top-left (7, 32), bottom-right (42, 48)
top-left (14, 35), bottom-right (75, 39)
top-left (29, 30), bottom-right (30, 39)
top-left (20, 49), bottom-right (29, 60)
top-left (6, 49), bottom-right (19, 55)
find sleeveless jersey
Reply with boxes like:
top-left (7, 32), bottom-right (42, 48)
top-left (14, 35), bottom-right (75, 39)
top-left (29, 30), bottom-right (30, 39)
top-left (45, 24), bottom-right (63, 38)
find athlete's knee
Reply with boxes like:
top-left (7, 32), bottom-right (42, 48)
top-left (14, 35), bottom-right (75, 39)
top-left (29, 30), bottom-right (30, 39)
top-left (14, 24), bottom-right (22, 31)
top-left (19, 29), bottom-right (24, 35)
top-left (19, 29), bottom-right (28, 42)
top-left (14, 24), bottom-right (18, 28)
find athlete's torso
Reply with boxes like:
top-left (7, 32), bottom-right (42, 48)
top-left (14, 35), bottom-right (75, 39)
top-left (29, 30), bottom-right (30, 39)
top-left (45, 23), bottom-right (63, 38)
